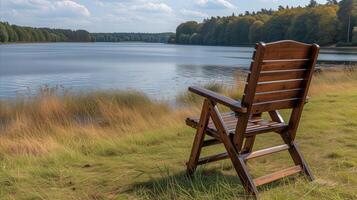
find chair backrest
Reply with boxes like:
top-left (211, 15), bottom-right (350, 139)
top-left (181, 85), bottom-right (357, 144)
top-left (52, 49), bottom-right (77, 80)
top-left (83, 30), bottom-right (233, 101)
top-left (242, 40), bottom-right (320, 114)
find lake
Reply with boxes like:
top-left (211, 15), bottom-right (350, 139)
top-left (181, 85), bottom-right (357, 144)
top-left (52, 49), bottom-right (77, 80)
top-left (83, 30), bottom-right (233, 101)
top-left (1, 42), bottom-right (357, 100)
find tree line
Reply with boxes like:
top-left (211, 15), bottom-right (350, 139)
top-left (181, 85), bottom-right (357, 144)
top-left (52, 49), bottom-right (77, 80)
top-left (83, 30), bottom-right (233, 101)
top-left (0, 21), bottom-right (175, 44)
top-left (173, 0), bottom-right (357, 46)
top-left (91, 32), bottom-right (174, 43)
top-left (0, 22), bottom-right (92, 43)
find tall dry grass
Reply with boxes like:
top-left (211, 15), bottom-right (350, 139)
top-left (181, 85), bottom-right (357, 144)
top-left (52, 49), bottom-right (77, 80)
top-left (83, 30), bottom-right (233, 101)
top-left (309, 66), bottom-right (357, 95)
top-left (0, 66), bottom-right (355, 157)
top-left (0, 87), bottom-right (191, 156)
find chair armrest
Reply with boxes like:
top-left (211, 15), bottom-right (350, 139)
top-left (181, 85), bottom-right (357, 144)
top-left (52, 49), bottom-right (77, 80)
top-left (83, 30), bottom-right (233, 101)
top-left (188, 86), bottom-right (247, 113)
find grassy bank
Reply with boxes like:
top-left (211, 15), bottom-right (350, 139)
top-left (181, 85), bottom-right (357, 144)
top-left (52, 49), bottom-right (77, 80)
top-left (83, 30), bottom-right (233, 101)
top-left (0, 68), bottom-right (356, 199)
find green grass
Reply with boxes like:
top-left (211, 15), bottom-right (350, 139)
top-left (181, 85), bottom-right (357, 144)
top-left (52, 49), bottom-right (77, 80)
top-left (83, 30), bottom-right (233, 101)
top-left (0, 69), bottom-right (357, 199)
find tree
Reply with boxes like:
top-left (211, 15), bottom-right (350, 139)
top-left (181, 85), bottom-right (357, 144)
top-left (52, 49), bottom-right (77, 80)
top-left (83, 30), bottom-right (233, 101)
top-left (199, 18), bottom-right (218, 44)
top-left (74, 30), bottom-right (92, 42)
top-left (314, 6), bottom-right (339, 45)
top-left (249, 20), bottom-right (264, 43)
top-left (227, 16), bottom-right (255, 45)
top-left (176, 21), bottom-right (198, 35)
top-left (307, 0), bottom-right (319, 7)
top-left (13, 26), bottom-right (28, 41)
top-left (0, 23), bottom-right (9, 42)
top-left (4, 22), bottom-right (18, 42)
top-left (176, 21), bottom-right (199, 44)
top-left (41, 29), bottom-right (51, 41)
top-left (337, 0), bottom-right (357, 43)
top-left (288, 5), bottom-right (338, 45)
top-left (262, 9), bottom-right (299, 42)
top-left (178, 34), bottom-right (190, 44)
top-left (190, 33), bottom-right (202, 44)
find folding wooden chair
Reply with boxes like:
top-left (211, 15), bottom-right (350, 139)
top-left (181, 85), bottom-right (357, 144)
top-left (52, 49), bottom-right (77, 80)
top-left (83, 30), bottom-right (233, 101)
top-left (185, 40), bottom-right (319, 198)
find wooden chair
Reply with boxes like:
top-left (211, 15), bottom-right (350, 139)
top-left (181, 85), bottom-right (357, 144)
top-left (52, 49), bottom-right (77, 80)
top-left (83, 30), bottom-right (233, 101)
top-left (185, 40), bottom-right (319, 198)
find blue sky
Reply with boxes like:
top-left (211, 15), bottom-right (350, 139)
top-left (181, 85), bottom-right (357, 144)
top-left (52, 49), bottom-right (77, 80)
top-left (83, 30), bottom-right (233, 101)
top-left (0, 0), bottom-right (328, 33)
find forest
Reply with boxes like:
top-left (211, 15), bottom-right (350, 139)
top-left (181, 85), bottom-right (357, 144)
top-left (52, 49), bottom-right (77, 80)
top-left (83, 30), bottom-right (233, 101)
top-left (91, 32), bottom-right (174, 43)
top-left (0, 22), bottom-right (174, 44)
top-left (0, 22), bottom-right (92, 43)
top-left (174, 0), bottom-right (357, 46)
top-left (1, 0), bottom-right (356, 46)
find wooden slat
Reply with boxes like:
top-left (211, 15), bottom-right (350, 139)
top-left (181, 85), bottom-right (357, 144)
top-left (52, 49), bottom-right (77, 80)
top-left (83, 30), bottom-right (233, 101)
top-left (254, 89), bottom-right (303, 103)
top-left (197, 152), bottom-right (229, 165)
top-left (263, 40), bottom-right (312, 60)
top-left (251, 99), bottom-right (299, 113)
top-left (202, 139), bottom-right (222, 147)
top-left (258, 70), bottom-right (306, 82)
top-left (253, 165), bottom-right (302, 186)
top-left (241, 144), bottom-right (289, 160)
top-left (263, 49), bottom-right (311, 60)
top-left (245, 125), bottom-right (287, 135)
top-left (256, 80), bottom-right (304, 93)
top-left (261, 60), bottom-right (310, 71)
top-left (187, 112), bottom-right (288, 136)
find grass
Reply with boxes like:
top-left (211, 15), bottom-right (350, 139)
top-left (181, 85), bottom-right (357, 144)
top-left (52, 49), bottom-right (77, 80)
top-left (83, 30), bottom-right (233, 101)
top-left (0, 68), bottom-right (357, 199)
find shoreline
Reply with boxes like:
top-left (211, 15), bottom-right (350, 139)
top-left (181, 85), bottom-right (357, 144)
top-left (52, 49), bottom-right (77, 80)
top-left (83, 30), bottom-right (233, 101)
top-left (1, 41), bottom-right (357, 49)
top-left (0, 41), bottom-right (167, 45)
top-left (0, 65), bottom-right (354, 101)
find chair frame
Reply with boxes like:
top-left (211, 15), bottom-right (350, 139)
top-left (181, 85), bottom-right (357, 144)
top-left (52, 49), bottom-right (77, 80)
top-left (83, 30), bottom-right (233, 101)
top-left (185, 40), bottom-right (320, 198)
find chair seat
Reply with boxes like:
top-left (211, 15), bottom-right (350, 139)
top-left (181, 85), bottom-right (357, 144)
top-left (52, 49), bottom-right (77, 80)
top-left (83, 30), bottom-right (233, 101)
top-left (186, 112), bottom-right (287, 136)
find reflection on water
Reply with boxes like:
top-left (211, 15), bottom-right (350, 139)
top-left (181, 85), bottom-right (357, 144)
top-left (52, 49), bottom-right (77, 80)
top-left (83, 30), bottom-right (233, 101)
top-left (0, 43), bottom-right (356, 100)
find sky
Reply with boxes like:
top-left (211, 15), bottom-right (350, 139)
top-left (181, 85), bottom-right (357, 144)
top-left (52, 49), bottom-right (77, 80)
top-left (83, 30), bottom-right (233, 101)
top-left (0, 0), bottom-right (328, 33)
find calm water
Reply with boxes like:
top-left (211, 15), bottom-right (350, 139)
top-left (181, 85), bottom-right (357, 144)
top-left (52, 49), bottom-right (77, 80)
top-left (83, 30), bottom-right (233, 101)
top-left (1, 43), bottom-right (356, 100)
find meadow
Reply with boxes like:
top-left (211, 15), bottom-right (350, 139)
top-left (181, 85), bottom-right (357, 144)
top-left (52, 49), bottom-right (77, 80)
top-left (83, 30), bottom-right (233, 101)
top-left (0, 66), bottom-right (356, 200)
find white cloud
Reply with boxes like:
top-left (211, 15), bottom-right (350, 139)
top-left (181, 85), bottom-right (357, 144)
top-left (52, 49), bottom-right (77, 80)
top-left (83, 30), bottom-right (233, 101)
top-left (180, 9), bottom-right (208, 18)
top-left (216, 0), bottom-right (236, 9)
top-left (53, 1), bottom-right (90, 17)
top-left (1, 0), bottom-right (90, 18)
top-left (84, 1), bottom-right (177, 32)
top-left (196, 0), bottom-right (236, 9)
top-left (132, 2), bottom-right (173, 13)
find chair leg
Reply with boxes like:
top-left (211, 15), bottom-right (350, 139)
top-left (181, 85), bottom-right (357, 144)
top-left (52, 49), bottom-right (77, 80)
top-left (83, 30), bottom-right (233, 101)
top-left (242, 136), bottom-right (256, 154)
top-left (289, 141), bottom-right (314, 181)
top-left (281, 132), bottom-right (314, 181)
top-left (209, 101), bottom-right (259, 197)
top-left (186, 99), bottom-right (210, 176)
top-left (241, 113), bottom-right (260, 154)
